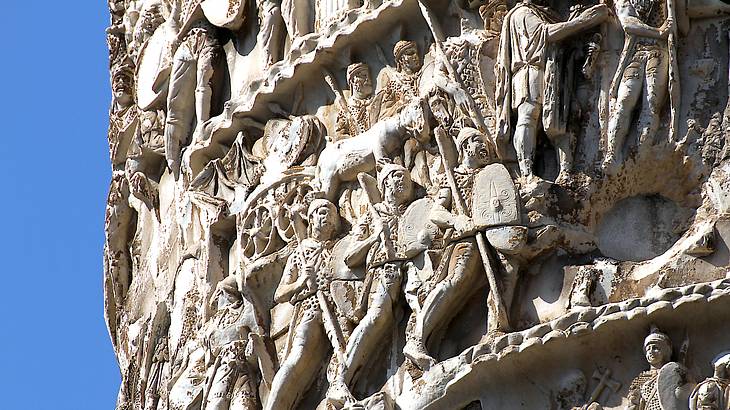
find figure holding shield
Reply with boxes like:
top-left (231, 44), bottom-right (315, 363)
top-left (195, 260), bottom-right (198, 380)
top-left (404, 127), bottom-right (526, 369)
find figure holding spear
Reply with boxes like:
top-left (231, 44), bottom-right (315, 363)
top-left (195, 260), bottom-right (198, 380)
top-left (404, 126), bottom-right (527, 369)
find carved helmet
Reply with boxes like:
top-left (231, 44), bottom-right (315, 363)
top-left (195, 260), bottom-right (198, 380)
top-left (377, 162), bottom-right (409, 194)
top-left (394, 40), bottom-right (418, 61)
top-left (644, 325), bottom-right (672, 350)
top-left (346, 62), bottom-right (370, 83)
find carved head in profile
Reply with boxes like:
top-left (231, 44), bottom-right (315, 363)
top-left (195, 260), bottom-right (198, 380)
top-left (456, 127), bottom-right (492, 168)
top-left (394, 40), bottom-right (422, 74)
top-left (378, 162), bottom-right (413, 206)
top-left (643, 326), bottom-right (672, 369)
top-left (307, 199), bottom-right (340, 241)
top-left (479, 0), bottom-right (508, 33)
top-left (347, 63), bottom-right (373, 99)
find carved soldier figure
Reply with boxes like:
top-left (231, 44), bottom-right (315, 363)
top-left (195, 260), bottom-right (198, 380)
top-left (626, 327), bottom-right (689, 410)
top-left (379, 40), bottom-right (423, 119)
top-left (495, 0), bottom-right (608, 179)
top-left (689, 352), bottom-right (730, 410)
top-left (265, 199), bottom-right (344, 410)
top-left (335, 62), bottom-right (380, 140)
top-left (109, 62), bottom-right (139, 167)
top-left (403, 127), bottom-right (521, 368)
top-left (340, 163), bottom-right (414, 390)
top-left (604, 0), bottom-right (676, 171)
top-left (202, 276), bottom-right (274, 410)
top-left (164, 1), bottom-right (222, 175)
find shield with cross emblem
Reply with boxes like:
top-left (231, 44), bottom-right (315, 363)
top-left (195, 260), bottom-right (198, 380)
top-left (472, 163), bottom-right (520, 229)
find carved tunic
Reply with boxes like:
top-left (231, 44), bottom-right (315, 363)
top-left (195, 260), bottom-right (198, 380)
top-left (284, 238), bottom-right (336, 322)
top-left (335, 95), bottom-right (376, 139)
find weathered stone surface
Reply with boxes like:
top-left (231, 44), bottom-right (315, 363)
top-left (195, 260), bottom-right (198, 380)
top-left (104, 0), bottom-right (730, 408)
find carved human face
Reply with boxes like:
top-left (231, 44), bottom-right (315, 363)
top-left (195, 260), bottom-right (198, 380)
top-left (398, 45), bottom-right (422, 74)
top-left (384, 169), bottom-right (413, 205)
top-left (349, 71), bottom-right (373, 99)
top-left (644, 341), bottom-right (670, 368)
top-left (113, 73), bottom-right (133, 106)
top-left (461, 134), bottom-right (490, 168)
top-left (309, 204), bottom-right (338, 240)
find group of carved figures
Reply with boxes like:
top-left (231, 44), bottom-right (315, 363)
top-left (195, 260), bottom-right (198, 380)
top-left (105, 0), bottom-right (730, 409)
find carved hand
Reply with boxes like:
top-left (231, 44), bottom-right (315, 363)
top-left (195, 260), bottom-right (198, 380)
top-left (452, 214), bottom-right (476, 237)
top-left (659, 17), bottom-right (675, 38)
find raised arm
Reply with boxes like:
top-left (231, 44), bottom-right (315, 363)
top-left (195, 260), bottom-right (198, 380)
top-left (546, 4), bottom-right (610, 42)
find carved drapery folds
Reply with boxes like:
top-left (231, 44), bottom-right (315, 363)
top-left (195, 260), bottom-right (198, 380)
top-left (105, 0), bottom-right (730, 409)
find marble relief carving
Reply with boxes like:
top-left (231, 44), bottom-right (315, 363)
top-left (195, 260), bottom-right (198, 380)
top-left (104, 0), bottom-right (730, 408)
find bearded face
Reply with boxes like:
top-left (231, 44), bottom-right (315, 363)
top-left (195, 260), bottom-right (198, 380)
top-left (462, 135), bottom-right (490, 167)
top-left (398, 46), bottom-right (422, 74)
top-left (385, 169), bottom-right (413, 205)
top-left (309, 204), bottom-right (338, 240)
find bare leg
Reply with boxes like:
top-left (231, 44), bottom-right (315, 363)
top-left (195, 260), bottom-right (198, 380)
top-left (165, 45), bottom-right (196, 175)
top-left (552, 132), bottom-right (575, 183)
top-left (194, 48), bottom-right (216, 141)
top-left (513, 102), bottom-right (541, 178)
top-left (416, 240), bottom-right (483, 348)
top-left (637, 51), bottom-right (669, 149)
top-left (265, 313), bottom-right (327, 410)
top-left (342, 266), bottom-right (401, 388)
top-left (604, 67), bottom-right (643, 170)
top-left (258, 1), bottom-right (284, 66)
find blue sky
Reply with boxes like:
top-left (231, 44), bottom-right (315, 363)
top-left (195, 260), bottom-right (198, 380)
top-left (0, 3), bottom-right (120, 408)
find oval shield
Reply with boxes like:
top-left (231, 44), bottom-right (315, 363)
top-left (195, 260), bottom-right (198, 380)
top-left (398, 198), bottom-right (439, 257)
top-left (472, 163), bottom-right (520, 229)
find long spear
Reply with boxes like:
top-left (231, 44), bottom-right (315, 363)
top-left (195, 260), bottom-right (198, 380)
top-left (433, 127), bottom-right (510, 332)
top-left (666, 0), bottom-right (681, 142)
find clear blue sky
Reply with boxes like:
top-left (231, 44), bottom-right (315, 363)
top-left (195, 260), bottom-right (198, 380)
top-left (0, 3), bottom-right (120, 409)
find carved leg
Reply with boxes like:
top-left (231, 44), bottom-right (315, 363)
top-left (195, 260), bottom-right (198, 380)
top-left (513, 102), bottom-right (541, 178)
top-left (258, 2), bottom-right (284, 66)
top-left (165, 45), bottom-right (196, 175)
top-left (637, 52), bottom-right (669, 149)
top-left (264, 314), bottom-right (327, 410)
top-left (604, 71), bottom-right (642, 171)
top-left (194, 48), bottom-right (216, 142)
top-left (342, 267), bottom-right (401, 388)
top-left (413, 240), bottom-right (483, 354)
top-left (553, 132), bottom-right (575, 184)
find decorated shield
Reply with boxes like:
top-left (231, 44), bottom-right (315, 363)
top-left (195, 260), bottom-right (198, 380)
top-left (472, 163), bottom-right (520, 229)
top-left (398, 198), bottom-right (439, 257)
top-left (201, 0), bottom-right (247, 30)
top-left (136, 26), bottom-right (172, 110)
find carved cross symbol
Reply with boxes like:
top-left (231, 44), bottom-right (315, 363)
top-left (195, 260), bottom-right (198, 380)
top-left (587, 368), bottom-right (621, 405)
